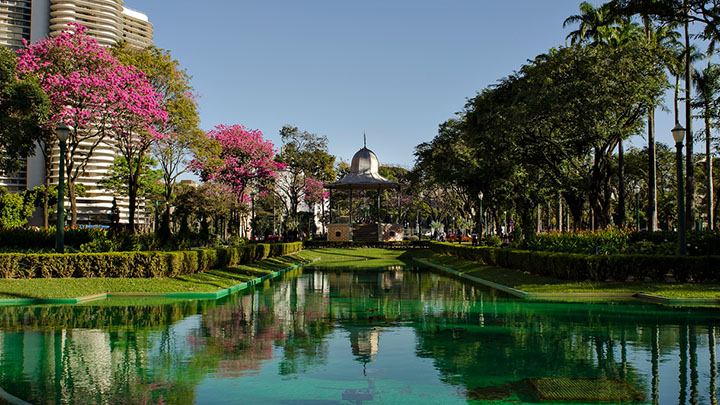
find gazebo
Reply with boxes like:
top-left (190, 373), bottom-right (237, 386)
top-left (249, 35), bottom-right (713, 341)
top-left (326, 141), bottom-right (406, 242)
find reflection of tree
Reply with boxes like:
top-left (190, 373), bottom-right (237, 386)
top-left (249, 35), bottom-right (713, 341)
top-left (0, 270), bottom-right (719, 404)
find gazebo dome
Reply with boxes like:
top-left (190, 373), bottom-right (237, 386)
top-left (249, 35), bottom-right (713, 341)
top-left (350, 147), bottom-right (380, 175)
top-left (326, 139), bottom-right (405, 190)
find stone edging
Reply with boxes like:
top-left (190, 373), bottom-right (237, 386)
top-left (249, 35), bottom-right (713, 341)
top-left (0, 386), bottom-right (32, 405)
top-left (414, 258), bottom-right (718, 306)
top-left (0, 259), bottom-right (314, 307)
top-left (413, 258), bottom-right (529, 298)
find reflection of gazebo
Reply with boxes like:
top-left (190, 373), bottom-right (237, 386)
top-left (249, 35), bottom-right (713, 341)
top-left (326, 140), bottom-right (406, 241)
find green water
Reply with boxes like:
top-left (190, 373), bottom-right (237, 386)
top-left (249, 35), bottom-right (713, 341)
top-left (0, 267), bottom-right (719, 404)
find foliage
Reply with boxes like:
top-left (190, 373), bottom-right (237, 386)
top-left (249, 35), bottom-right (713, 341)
top-left (0, 47), bottom-right (50, 174)
top-left (0, 187), bottom-right (37, 229)
top-left (0, 227), bottom-right (101, 251)
top-left (430, 220), bottom-right (444, 234)
top-left (99, 156), bottom-right (163, 211)
top-left (274, 125), bottom-right (335, 219)
top-left (517, 229), bottom-right (632, 255)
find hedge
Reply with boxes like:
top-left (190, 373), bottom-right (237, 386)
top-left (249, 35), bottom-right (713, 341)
top-left (303, 241), bottom-right (430, 249)
top-left (0, 242), bottom-right (303, 279)
top-left (429, 242), bottom-right (720, 283)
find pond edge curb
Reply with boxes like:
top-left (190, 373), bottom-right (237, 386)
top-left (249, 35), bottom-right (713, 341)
top-left (414, 258), bottom-right (720, 306)
top-left (0, 259), bottom-right (315, 307)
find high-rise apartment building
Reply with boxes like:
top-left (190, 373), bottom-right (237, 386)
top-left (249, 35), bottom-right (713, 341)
top-left (0, 0), bottom-right (153, 225)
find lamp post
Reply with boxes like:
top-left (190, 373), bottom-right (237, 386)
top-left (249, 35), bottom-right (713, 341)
top-left (55, 124), bottom-right (69, 253)
top-left (250, 191), bottom-right (256, 240)
top-left (634, 184), bottom-right (640, 232)
top-left (503, 211), bottom-right (508, 237)
top-left (672, 123), bottom-right (687, 255)
top-left (478, 192), bottom-right (484, 240)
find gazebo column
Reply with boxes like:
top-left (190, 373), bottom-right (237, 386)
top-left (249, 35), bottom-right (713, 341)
top-left (377, 186), bottom-right (381, 223)
top-left (349, 185), bottom-right (353, 224)
top-left (329, 188), bottom-right (333, 224)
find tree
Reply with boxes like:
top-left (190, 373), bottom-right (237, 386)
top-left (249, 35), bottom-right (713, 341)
top-left (564, 1), bottom-right (628, 44)
top-left (0, 47), bottom-right (50, 174)
top-left (16, 23), bottom-right (164, 227)
top-left (274, 125), bottom-right (335, 221)
top-left (0, 47), bottom-right (52, 227)
top-left (99, 156), bottom-right (163, 227)
top-left (191, 125), bottom-right (284, 235)
top-left (113, 44), bottom-right (204, 233)
top-left (609, 0), bottom-right (720, 230)
top-left (693, 62), bottom-right (720, 229)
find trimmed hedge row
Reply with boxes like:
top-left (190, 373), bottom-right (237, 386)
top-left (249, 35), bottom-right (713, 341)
top-left (430, 242), bottom-right (720, 283)
top-left (303, 241), bottom-right (430, 249)
top-left (0, 242), bottom-right (303, 279)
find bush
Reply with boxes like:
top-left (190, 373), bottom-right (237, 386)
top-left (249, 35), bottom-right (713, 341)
top-left (0, 242), bottom-right (304, 279)
top-left (429, 241), bottom-right (720, 283)
top-left (303, 241), bottom-right (429, 249)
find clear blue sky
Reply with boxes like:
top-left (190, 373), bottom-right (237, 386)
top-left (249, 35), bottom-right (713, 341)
top-left (125, 0), bottom-right (690, 168)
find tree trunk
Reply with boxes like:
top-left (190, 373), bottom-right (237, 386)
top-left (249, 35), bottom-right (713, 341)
top-left (128, 183), bottom-right (137, 234)
top-left (589, 148), bottom-right (613, 228)
top-left (618, 138), bottom-right (626, 227)
top-left (43, 172), bottom-right (50, 228)
top-left (706, 117), bottom-right (714, 230)
top-left (68, 179), bottom-right (77, 227)
top-left (648, 109), bottom-right (658, 231)
top-left (675, 76), bottom-right (680, 124)
top-left (558, 197), bottom-right (563, 232)
top-left (685, 12), bottom-right (696, 231)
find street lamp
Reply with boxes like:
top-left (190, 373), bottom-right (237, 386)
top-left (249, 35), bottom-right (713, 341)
top-left (478, 192), bottom-right (484, 241)
top-left (634, 184), bottom-right (640, 232)
top-left (672, 122), bottom-right (687, 255)
top-left (55, 124), bottom-right (70, 253)
top-left (503, 210), bottom-right (508, 237)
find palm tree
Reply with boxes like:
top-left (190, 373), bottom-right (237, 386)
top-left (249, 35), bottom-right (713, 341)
top-left (692, 62), bottom-right (720, 229)
top-left (564, 2), bottom-right (626, 44)
top-left (564, 2), bottom-right (643, 227)
top-left (644, 21), bottom-right (681, 231)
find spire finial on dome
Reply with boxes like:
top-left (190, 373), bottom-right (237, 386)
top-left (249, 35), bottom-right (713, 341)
top-left (363, 132), bottom-right (366, 148)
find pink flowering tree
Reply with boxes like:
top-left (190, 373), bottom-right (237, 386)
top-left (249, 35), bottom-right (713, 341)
top-left (192, 125), bottom-right (285, 235)
top-left (109, 66), bottom-right (167, 232)
top-left (16, 23), bottom-right (166, 227)
top-left (303, 177), bottom-right (328, 233)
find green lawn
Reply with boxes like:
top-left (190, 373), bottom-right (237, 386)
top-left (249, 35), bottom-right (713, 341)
top-left (0, 254), bottom-right (309, 299)
top-left (421, 251), bottom-right (720, 299)
top-left (2, 247), bottom-right (719, 301)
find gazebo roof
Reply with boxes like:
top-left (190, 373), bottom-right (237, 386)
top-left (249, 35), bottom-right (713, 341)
top-left (326, 143), bottom-right (404, 190)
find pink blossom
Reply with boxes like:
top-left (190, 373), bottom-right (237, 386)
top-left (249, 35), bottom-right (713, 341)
top-left (191, 124), bottom-right (285, 201)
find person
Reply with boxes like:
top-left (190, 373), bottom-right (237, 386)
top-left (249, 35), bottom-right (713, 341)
top-left (472, 233), bottom-right (478, 246)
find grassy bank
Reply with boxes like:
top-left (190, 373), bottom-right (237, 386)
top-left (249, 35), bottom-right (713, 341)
top-left (0, 254), bottom-right (309, 299)
top-left (422, 250), bottom-right (720, 299)
top-left (3, 246), bottom-right (720, 300)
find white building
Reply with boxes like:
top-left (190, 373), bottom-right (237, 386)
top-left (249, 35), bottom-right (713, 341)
top-left (0, 0), bottom-right (153, 225)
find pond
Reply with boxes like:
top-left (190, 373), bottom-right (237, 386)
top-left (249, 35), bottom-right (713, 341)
top-left (0, 266), bottom-right (718, 404)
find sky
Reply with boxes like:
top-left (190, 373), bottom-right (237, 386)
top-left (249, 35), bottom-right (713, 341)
top-left (124, 0), bottom-right (697, 169)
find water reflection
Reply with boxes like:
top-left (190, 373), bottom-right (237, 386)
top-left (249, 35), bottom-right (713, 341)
top-left (0, 267), bottom-right (718, 404)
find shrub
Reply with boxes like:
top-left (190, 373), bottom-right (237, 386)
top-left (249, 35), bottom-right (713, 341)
top-left (429, 241), bottom-right (720, 283)
top-left (0, 241), bottom-right (304, 279)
